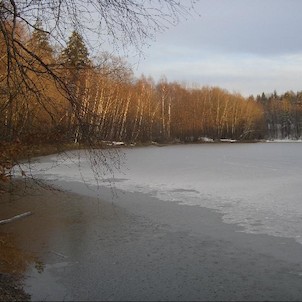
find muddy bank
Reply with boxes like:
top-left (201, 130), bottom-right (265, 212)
top-left (2, 180), bottom-right (302, 301)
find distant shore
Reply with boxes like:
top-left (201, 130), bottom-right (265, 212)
top-left (1, 179), bottom-right (302, 300)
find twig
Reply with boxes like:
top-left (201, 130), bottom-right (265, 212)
top-left (50, 250), bottom-right (68, 259)
top-left (0, 211), bottom-right (32, 225)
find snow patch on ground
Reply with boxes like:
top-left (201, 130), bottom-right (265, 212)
top-left (266, 138), bottom-right (302, 143)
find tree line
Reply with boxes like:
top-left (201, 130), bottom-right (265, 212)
top-left (0, 22), bottom-right (267, 146)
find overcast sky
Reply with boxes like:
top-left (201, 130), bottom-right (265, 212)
top-left (128, 0), bottom-right (302, 97)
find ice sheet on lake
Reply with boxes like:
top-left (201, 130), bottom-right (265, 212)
top-left (17, 143), bottom-right (302, 245)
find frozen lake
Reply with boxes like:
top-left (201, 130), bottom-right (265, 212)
top-left (23, 142), bottom-right (302, 245)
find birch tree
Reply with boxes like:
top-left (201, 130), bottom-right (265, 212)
top-left (0, 0), bottom-right (195, 188)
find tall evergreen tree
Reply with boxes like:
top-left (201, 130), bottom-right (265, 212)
top-left (28, 19), bottom-right (53, 62)
top-left (61, 31), bottom-right (90, 69)
top-left (60, 31), bottom-right (91, 143)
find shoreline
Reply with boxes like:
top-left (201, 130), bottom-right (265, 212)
top-left (2, 180), bottom-right (302, 300)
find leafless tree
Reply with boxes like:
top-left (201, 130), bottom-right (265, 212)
top-left (0, 0), bottom-right (196, 188)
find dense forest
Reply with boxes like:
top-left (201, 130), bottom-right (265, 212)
top-left (256, 92), bottom-right (302, 140)
top-left (1, 21), bottom-right (302, 184)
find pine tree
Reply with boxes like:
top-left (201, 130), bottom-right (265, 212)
top-left (61, 31), bottom-right (90, 69)
top-left (28, 19), bottom-right (53, 62)
top-left (60, 31), bottom-right (91, 143)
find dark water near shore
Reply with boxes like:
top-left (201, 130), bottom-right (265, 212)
top-left (2, 179), bottom-right (302, 301)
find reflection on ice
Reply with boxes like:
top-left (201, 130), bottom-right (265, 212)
top-left (18, 143), bottom-right (302, 245)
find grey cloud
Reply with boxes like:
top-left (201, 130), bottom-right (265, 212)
top-left (131, 0), bottom-right (302, 96)
top-left (158, 0), bottom-right (302, 56)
